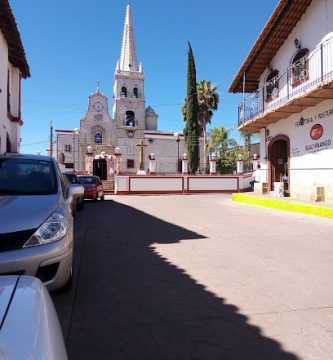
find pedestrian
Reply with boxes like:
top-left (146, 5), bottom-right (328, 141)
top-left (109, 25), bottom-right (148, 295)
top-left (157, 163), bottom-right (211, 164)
top-left (250, 164), bottom-right (261, 190)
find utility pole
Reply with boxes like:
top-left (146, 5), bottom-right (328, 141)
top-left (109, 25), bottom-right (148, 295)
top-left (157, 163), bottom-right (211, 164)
top-left (49, 120), bottom-right (53, 157)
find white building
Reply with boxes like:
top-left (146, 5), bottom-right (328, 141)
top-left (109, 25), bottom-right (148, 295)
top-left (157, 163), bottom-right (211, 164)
top-left (54, 4), bottom-right (203, 178)
top-left (229, 0), bottom-right (333, 202)
top-left (0, 0), bottom-right (30, 154)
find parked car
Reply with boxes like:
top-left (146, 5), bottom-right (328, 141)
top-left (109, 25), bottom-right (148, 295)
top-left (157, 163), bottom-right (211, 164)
top-left (0, 153), bottom-right (83, 291)
top-left (0, 275), bottom-right (68, 359)
top-left (63, 172), bottom-right (85, 212)
top-left (78, 175), bottom-right (105, 201)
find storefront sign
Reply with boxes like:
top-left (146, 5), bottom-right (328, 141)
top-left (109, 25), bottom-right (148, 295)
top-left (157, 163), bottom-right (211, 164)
top-left (310, 124), bottom-right (323, 140)
top-left (305, 139), bottom-right (331, 152)
top-left (295, 107), bottom-right (333, 128)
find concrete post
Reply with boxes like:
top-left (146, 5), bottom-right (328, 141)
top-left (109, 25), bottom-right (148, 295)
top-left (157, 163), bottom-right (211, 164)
top-left (182, 153), bottom-right (188, 174)
top-left (149, 153), bottom-right (156, 175)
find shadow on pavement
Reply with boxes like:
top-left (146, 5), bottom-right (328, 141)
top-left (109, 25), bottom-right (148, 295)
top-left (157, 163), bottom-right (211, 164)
top-left (53, 200), bottom-right (299, 360)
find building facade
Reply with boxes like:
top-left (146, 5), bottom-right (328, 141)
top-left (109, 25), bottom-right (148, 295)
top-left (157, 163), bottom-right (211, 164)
top-left (229, 0), bottom-right (333, 202)
top-left (54, 4), bottom-right (203, 177)
top-left (0, 0), bottom-right (30, 154)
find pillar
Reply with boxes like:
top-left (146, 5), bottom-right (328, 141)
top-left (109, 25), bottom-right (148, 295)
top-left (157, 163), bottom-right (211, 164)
top-left (209, 155), bottom-right (217, 175)
top-left (149, 153), bottom-right (156, 175)
top-left (182, 153), bottom-right (188, 174)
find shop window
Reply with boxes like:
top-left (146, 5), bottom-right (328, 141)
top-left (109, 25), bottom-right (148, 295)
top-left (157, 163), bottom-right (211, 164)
top-left (94, 130), bottom-right (103, 144)
top-left (291, 48), bottom-right (309, 86)
top-left (265, 70), bottom-right (279, 102)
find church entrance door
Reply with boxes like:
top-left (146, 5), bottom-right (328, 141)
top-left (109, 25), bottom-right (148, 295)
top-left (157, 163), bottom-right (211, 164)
top-left (93, 158), bottom-right (107, 180)
top-left (268, 135), bottom-right (290, 194)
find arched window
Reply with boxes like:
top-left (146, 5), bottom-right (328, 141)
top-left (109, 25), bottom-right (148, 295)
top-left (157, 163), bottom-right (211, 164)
top-left (121, 86), bottom-right (127, 97)
top-left (133, 87), bottom-right (138, 98)
top-left (94, 130), bottom-right (103, 144)
top-left (125, 111), bottom-right (135, 127)
top-left (291, 48), bottom-right (309, 85)
top-left (266, 70), bottom-right (279, 101)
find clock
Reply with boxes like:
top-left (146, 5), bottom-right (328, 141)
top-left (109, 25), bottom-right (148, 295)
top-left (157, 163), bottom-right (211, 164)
top-left (93, 101), bottom-right (104, 112)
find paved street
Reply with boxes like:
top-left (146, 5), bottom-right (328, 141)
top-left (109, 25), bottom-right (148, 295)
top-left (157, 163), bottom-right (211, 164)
top-left (52, 194), bottom-right (333, 360)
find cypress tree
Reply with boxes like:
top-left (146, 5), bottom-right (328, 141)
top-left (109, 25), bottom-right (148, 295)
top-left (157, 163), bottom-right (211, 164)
top-left (184, 42), bottom-right (199, 174)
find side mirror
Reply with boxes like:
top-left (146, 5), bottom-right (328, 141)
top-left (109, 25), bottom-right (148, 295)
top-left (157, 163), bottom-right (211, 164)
top-left (68, 184), bottom-right (84, 198)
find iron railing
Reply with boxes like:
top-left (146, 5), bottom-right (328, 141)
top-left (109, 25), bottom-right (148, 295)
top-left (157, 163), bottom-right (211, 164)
top-left (238, 36), bottom-right (333, 126)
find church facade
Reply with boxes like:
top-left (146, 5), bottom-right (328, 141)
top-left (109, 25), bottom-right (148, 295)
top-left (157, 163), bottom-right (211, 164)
top-left (54, 4), bottom-right (203, 178)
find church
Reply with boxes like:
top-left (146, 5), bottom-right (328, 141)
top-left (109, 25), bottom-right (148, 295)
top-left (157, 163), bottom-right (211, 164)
top-left (54, 4), bottom-right (203, 179)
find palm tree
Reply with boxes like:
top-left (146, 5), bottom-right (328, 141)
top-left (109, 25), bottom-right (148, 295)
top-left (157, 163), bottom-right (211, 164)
top-left (207, 126), bottom-right (235, 157)
top-left (197, 81), bottom-right (219, 172)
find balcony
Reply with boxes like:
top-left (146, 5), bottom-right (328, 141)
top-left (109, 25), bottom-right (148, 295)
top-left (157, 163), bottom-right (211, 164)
top-left (238, 36), bottom-right (333, 133)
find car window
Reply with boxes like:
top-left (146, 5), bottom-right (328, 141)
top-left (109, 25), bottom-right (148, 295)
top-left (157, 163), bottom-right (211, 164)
top-left (63, 173), bottom-right (79, 184)
top-left (0, 158), bottom-right (58, 195)
top-left (78, 176), bottom-right (97, 185)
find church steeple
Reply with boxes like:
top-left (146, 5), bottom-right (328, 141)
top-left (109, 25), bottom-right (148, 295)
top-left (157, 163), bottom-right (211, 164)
top-left (119, 4), bottom-right (138, 72)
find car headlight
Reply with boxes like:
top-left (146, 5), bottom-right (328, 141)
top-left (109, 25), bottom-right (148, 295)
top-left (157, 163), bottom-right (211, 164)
top-left (23, 211), bottom-right (69, 247)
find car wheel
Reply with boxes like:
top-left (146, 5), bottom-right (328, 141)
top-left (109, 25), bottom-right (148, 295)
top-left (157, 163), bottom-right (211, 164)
top-left (93, 193), bottom-right (98, 202)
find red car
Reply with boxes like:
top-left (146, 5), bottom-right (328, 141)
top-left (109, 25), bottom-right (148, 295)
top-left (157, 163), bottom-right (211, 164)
top-left (78, 175), bottom-right (105, 201)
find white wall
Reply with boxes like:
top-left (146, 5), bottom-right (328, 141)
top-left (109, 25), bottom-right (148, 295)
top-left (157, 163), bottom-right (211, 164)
top-left (260, 99), bottom-right (333, 201)
top-left (259, 0), bottom-right (333, 88)
top-left (0, 30), bottom-right (8, 153)
top-left (0, 30), bottom-right (22, 154)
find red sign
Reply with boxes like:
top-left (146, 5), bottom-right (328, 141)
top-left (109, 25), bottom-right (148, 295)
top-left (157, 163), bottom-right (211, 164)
top-left (310, 124), bottom-right (323, 140)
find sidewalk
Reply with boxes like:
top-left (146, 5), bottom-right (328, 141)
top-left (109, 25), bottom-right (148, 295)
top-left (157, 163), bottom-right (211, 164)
top-left (233, 192), bottom-right (333, 219)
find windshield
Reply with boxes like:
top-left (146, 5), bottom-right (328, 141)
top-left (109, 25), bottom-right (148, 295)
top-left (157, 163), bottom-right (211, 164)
top-left (0, 158), bottom-right (58, 195)
top-left (79, 176), bottom-right (97, 185)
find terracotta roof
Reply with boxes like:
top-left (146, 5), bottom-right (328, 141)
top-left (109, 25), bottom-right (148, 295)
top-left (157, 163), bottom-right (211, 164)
top-left (0, 0), bottom-right (30, 78)
top-left (229, 0), bottom-right (312, 93)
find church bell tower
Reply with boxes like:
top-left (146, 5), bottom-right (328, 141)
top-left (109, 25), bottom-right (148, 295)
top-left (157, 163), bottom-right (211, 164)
top-left (112, 4), bottom-right (145, 135)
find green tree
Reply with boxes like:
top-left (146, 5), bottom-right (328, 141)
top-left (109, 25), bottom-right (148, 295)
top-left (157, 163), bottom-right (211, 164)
top-left (183, 42), bottom-right (199, 174)
top-left (197, 80), bottom-right (219, 172)
top-left (207, 126), bottom-right (240, 174)
top-left (207, 126), bottom-right (235, 157)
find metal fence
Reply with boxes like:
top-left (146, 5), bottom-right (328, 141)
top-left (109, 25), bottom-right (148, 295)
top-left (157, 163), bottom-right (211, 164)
top-left (238, 36), bottom-right (333, 126)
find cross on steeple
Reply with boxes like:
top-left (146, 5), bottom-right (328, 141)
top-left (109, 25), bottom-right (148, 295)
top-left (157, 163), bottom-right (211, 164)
top-left (96, 81), bottom-right (101, 92)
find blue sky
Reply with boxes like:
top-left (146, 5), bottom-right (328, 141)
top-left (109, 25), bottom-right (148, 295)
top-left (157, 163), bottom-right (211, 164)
top-left (10, 0), bottom-right (279, 154)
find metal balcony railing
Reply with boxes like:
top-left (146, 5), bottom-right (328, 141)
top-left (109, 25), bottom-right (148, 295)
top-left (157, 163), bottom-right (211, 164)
top-left (238, 36), bottom-right (333, 126)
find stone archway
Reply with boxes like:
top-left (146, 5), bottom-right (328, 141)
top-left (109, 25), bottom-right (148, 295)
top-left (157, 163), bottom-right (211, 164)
top-left (6, 133), bottom-right (11, 153)
top-left (268, 135), bottom-right (290, 194)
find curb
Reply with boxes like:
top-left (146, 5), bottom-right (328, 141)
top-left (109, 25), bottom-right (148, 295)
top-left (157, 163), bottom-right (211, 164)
top-left (232, 193), bottom-right (333, 219)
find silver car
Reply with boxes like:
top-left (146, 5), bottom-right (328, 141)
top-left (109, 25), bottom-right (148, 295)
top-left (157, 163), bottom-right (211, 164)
top-left (0, 154), bottom-right (83, 291)
top-left (0, 275), bottom-right (68, 359)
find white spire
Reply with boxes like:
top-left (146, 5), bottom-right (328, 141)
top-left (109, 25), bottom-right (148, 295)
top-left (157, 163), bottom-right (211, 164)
top-left (119, 4), bottom-right (138, 72)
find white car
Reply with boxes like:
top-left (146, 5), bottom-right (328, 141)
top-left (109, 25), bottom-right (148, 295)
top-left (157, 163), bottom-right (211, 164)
top-left (0, 275), bottom-right (68, 359)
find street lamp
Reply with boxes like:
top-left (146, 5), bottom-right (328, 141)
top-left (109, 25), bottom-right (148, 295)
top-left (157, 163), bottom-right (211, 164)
top-left (173, 132), bottom-right (180, 173)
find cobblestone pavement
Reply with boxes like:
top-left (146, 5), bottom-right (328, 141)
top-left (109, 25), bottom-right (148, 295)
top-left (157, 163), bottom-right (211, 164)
top-left (52, 194), bottom-right (333, 360)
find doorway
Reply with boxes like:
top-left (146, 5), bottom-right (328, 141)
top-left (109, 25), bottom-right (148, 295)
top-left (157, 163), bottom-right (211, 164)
top-left (93, 158), bottom-right (107, 180)
top-left (268, 135), bottom-right (289, 194)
